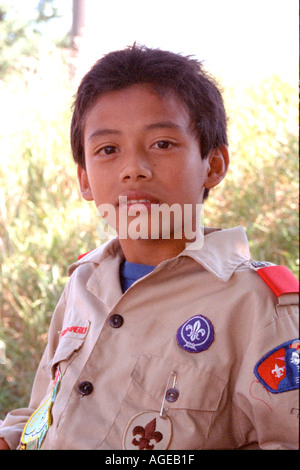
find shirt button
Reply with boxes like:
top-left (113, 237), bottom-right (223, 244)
top-left (78, 381), bottom-right (93, 396)
top-left (109, 314), bottom-right (124, 328)
top-left (165, 387), bottom-right (179, 403)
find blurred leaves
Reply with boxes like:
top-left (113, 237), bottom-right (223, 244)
top-left (0, 47), bottom-right (99, 413)
top-left (0, 0), bottom-right (69, 79)
top-left (0, 1), bottom-right (40, 78)
top-left (205, 76), bottom-right (299, 274)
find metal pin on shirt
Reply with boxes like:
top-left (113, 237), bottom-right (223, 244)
top-left (159, 370), bottom-right (177, 419)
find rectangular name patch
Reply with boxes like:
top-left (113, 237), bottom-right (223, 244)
top-left (60, 320), bottom-right (90, 339)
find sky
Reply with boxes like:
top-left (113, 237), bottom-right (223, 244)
top-left (73, 0), bottom-right (299, 87)
top-left (10, 0), bottom-right (299, 87)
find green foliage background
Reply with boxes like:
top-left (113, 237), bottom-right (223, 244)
top-left (0, 13), bottom-right (298, 417)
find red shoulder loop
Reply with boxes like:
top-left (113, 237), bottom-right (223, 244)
top-left (256, 265), bottom-right (299, 297)
top-left (77, 251), bottom-right (91, 261)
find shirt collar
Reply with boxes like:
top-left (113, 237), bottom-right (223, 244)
top-left (68, 225), bottom-right (251, 283)
top-left (180, 225), bottom-right (251, 282)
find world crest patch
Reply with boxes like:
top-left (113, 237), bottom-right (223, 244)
top-left (176, 315), bottom-right (214, 353)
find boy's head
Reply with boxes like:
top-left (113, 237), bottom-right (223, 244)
top-left (70, 44), bottom-right (228, 201)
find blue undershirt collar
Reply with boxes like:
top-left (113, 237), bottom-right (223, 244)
top-left (120, 260), bottom-right (156, 292)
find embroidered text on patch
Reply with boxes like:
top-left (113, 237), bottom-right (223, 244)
top-left (61, 325), bottom-right (88, 336)
top-left (254, 339), bottom-right (299, 393)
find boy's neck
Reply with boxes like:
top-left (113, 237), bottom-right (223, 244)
top-left (119, 238), bottom-right (188, 266)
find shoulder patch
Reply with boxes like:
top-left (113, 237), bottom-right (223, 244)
top-left (251, 263), bottom-right (299, 297)
top-left (254, 339), bottom-right (299, 393)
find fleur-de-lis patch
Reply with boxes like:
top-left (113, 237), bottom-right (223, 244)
top-left (123, 411), bottom-right (172, 450)
top-left (132, 418), bottom-right (162, 450)
top-left (176, 315), bottom-right (214, 353)
top-left (185, 320), bottom-right (205, 342)
top-left (254, 339), bottom-right (299, 393)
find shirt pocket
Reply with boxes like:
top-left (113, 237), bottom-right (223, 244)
top-left (104, 352), bottom-right (227, 450)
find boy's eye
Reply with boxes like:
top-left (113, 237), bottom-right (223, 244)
top-left (153, 141), bottom-right (173, 149)
top-left (97, 145), bottom-right (118, 155)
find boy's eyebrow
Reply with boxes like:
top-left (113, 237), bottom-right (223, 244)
top-left (87, 128), bottom-right (122, 141)
top-left (145, 121), bottom-right (182, 131)
top-left (87, 121), bottom-right (183, 142)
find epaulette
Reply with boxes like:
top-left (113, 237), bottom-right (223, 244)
top-left (250, 261), bottom-right (299, 297)
top-left (77, 251), bottom-right (91, 260)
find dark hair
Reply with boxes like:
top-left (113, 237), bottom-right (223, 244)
top-left (71, 44), bottom-right (228, 199)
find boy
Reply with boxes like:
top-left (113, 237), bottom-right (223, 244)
top-left (0, 45), bottom-right (298, 450)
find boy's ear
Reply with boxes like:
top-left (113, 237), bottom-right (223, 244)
top-left (77, 165), bottom-right (94, 201)
top-left (204, 145), bottom-right (230, 190)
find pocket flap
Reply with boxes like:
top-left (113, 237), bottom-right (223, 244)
top-left (44, 320), bottom-right (90, 378)
top-left (132, 353), bottom-right (226, 412)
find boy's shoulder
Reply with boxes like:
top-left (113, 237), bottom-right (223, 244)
top-left (67, 238), bottom-right (121, 276)
top-left (245, 260), bottom-right (299, 307)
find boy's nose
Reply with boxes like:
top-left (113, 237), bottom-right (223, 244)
top-left (119, 153), bottom-right (153, 182)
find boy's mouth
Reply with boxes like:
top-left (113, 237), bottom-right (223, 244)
top-left (118, 192), bottom-right (160, 211)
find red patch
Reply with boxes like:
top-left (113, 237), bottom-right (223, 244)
top-left (256, 347), bottom-right (286, 391)
top-left (254, 339), bottom-right (299, 393)
top-left (77, 251), bottom-right (91, 260)
top-left (257, 265), bottom-right (299, 297)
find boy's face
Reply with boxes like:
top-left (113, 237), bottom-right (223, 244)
top-left (78, 84), bottom-right (227, 240)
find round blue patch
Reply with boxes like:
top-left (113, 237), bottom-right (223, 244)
top-left (176, 315), bottom-right (214, 353)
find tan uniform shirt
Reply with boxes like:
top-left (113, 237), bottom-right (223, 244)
top-left (0, 226), bottom-right (299, 450)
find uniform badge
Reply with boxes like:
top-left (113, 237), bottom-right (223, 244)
top-left (254, 339), bottom-right (299, 393)
top-left (122, 411), bottom-right (172, 450)
top-left (176, 315), bottom-right (214, 353)
top-left (123, 371), bottom-right (177, 450)
top-left (20, 367), bottom-right (62, 450)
